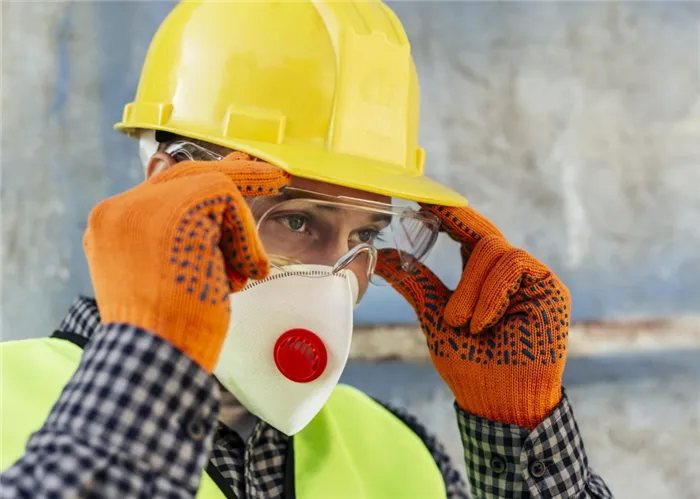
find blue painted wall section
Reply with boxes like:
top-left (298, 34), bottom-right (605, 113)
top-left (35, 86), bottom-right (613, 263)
top-left (2, 1), bottom-right (699, 340)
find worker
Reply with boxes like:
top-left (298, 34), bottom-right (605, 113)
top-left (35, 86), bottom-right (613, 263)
top-left (0, 1), bottom-right (613, 498)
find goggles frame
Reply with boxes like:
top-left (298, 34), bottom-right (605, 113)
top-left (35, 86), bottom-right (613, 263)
top-left (162, 140), bottom-right (442, 283)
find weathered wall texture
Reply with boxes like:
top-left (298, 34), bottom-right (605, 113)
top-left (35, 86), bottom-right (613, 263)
top-left (2, 1), bottom-right (700, 340)
top-left (343, 350), bottom-right (700, 499)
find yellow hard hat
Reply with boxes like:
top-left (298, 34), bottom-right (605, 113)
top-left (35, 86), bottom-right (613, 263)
top-left (115, 0), bottom-right (468, 207)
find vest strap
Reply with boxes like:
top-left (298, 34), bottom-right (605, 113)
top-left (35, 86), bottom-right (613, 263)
top-left (284, 437), bottom-right (297, 499)
top-left (205, 462), bottom-right (236, 499)
top-left (50, 330), bottom-right (89, 349)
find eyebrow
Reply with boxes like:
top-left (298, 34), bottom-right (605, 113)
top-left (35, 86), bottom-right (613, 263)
top-left (371, 213), bottom-right (392, 225)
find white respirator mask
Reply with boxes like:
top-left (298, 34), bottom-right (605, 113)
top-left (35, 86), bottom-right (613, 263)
top-left (213, 265), bottom-right (358, 436)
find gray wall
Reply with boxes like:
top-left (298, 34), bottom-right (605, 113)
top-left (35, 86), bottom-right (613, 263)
top-left (2, 1), bottom-right (699, 340)
top-left (343, 350), bottom-right (700, 499)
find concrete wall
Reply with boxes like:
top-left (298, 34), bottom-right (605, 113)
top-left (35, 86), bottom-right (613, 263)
top-left (343, 350), bottom-right (700, 499)
top-left (2, 1), bottom-right (700, 340)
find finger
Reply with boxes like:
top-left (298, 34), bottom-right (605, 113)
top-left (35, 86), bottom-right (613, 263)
top-left (227, 270), bottom-right (249, 294)
top-left (460, 244), bottom-right (472, 271)
top-left (218, 188), bottom-right (270, 289)
top-left (469, 248), bottom-right (545, 334)
top-left (148, 154), bottom-right (290, 197)
top-left (420, 204), bottom-right (505, 253)
top-left (218, 155), bottom-right (291, 198)
top-left (444, 235), bottom-right (511, 328)
top-left (374, 249), bottom-right (450, 325)
top-left (166, 173), bottom-right (269, 295)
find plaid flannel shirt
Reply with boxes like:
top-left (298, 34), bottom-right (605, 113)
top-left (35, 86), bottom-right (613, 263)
top-left (1, 297), bottom-right (612, 498)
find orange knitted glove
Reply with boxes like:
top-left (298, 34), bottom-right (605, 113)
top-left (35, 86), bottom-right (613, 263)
top-left (83, 152), bottom-right (290, 372)
top-left (376, 205), bottom-right (570, 430)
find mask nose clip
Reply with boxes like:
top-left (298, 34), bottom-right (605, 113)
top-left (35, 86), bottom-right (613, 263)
top-left (332, 244), bottom-right (377, 278)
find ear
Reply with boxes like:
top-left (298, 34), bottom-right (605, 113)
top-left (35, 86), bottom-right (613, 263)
top-left (146, 151), bottom-right (177, 179)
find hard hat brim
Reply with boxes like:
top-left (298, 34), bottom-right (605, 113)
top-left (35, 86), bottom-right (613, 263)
top-left (116, 123), bottom-right (469, 207)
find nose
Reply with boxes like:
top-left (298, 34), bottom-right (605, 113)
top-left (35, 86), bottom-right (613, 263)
top-left (331, 244), bottom-right (375, 303)
top-left (307, 238), bottom-right (371, 301)
top-left (314, 236), bottom-right (350, 268)
top-left (339, 258), bottom-right (370, 304)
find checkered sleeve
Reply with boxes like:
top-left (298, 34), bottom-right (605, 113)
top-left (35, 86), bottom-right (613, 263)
top-left (380, 401), bottom-right (471, 498)
top-left (0, 323), bottom-right (220, 498)
top-left (457, 389), bottom-right (613, 498)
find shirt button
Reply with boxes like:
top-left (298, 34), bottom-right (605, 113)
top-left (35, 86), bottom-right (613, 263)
top-left (187, 419), bottom-right (206, 441)
top-left (490, 456), bottom-right (506, 474)
top-left (529, 460), bottom-right (546, 478)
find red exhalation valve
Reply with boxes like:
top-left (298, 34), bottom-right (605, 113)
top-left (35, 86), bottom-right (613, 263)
top-left (274, 329), bottom-right (328, 383)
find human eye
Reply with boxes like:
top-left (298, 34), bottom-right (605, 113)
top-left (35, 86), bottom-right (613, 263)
top-left (276, 214), bottom-right (310, 234)
top-left (352, 226), bottom-right (386, 245)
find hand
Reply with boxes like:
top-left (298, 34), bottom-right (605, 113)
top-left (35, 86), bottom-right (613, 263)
top-left (376, 205), bottom-right (570, 430)
top-left (83, 152), bottom-right (290, 372)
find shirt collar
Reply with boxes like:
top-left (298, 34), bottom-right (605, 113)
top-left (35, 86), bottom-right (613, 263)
top-left (55, 296), bottom-right (102, 343)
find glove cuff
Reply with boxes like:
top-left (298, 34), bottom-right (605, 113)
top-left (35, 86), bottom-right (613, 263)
top-left (444, 369), bottom-right (563, 430)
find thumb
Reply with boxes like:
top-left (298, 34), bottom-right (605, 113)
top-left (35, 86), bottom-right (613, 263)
top-left (374, 249), bottom-right (450, 317)
top-left (444, 234), bottom-right (511, 328)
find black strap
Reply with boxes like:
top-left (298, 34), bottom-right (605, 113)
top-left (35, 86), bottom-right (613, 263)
top-left (283, 436), bottom-right (297, 499)
top-left (205, 461), bottom-right (238, 499)
top-left (50, 330), bottom-right (89, 349)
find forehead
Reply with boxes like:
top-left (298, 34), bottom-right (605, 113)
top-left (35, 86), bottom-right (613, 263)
top-left (289, 177), bottom-right (391, 205)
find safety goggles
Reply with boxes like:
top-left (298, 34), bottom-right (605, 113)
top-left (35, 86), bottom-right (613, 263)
top-left (248, 187), bottom-right (439, 286)
top-left (164, 140), bottom-right (441, 286)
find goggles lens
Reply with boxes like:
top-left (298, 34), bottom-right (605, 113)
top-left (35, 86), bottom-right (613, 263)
top-left (251, 189), bottom-right (440, 286)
